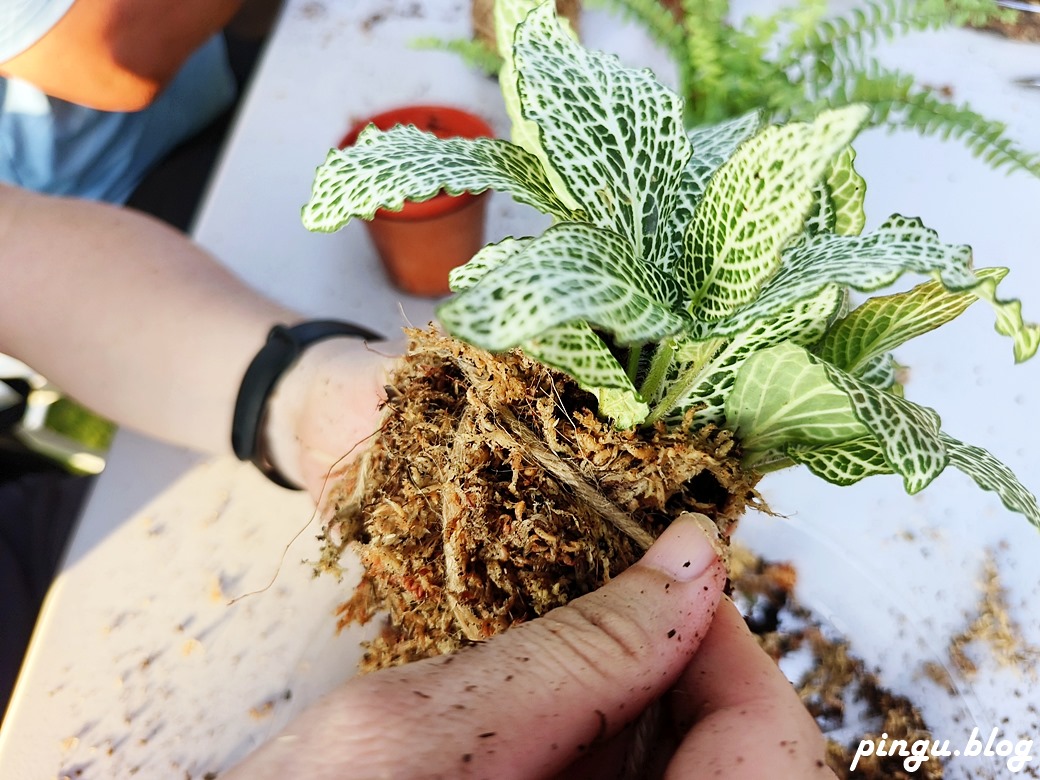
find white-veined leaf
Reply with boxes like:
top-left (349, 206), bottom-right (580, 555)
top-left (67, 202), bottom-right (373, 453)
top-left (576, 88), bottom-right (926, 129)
top-left (854, 352), bottom-right (900, 391)
top-left (496, 0), bottom-right (580, 210)
top-left (725, 342), bottom-right (870, 460)
top-left (685, 111), bottom-right (765, 194)
top-left (436, 222), bottom-right (685, 350)
top-left (681, 105), bottom-right (869, 318)
top-left (654, 285), bottom-right (843, 427)
top-left (729, 344), bottom-right (947, 492)
top-left (941, 433), bottom-right (1040, 530)
top-left (820, 363), bottom-right (947, 494)
top-left (688, 214), bottom-right (984, 340)
top-left (512, 0), bottom-right (690, 263)
top-left (302, 125), bottom-right (576, 231)
top-left (815, 268), bottom-right (1008, 375)
top-left (523, 323), bottom-right (649, 428)
top-left (658, 111), bottom-right (763, 271)
top-left (786, 437), bottom-right (894, 485)
top-left (449, 236), bottom-right (532, 292)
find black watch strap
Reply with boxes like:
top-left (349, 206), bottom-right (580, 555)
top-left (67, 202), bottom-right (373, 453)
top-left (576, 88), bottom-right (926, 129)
top-left (232, 319), bottom-right (383, 489)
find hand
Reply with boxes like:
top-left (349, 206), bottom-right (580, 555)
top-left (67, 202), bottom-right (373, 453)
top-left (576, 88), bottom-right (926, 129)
top-left (265, 334), bottom-right (401, 498)
top-left (223, 514), bottom-right (834, 779)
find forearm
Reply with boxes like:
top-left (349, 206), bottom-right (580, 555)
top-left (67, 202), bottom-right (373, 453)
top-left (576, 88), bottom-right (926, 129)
top-left (0, 185), bottom-right (297, 456)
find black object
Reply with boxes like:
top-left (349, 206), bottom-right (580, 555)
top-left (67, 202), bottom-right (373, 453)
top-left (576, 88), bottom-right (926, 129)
top-left (231, 320), bottom-right (383, 489)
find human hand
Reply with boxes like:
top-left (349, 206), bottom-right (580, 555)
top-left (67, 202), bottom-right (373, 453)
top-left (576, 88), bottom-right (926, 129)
top-left (264, 334), bottom-right (401, 499)
top-left (223, 513), bottom-right (834, 779)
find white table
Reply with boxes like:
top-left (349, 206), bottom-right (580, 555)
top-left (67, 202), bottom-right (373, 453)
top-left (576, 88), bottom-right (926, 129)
top-left (1, 2), bottom-right (1038, 778)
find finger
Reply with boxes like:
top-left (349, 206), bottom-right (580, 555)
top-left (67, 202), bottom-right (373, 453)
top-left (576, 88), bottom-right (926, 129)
top-left (665, 598), bottom-right (835, 779)
top-left (224, 512), bottom-right (728, 780)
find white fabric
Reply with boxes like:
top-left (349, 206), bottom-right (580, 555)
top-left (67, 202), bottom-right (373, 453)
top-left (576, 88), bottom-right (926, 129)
top-left (0, 0), bottom-right (76, 62)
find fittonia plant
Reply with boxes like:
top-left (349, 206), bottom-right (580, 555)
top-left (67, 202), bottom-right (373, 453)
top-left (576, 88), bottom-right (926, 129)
top-left (303, 0), bottom-right (1040, 528)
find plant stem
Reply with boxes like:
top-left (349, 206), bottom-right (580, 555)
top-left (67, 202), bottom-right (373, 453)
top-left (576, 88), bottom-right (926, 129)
top-left (645, 360), bottom-right (703, 426)
top-left (638, 341), bottom-right (675, 401)
top-left (625, 344), bottom-right (643, 383)
top-left (644, 337), bottom-right (724, 426)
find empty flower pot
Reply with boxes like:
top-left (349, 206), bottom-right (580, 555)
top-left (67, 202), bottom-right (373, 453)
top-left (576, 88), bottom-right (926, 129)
top-left (340, 105), bottom-right (494, 297)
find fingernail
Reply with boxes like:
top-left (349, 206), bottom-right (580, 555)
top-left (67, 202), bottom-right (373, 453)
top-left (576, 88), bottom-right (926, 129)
top-left (639, 512), bottom-right (726, 582)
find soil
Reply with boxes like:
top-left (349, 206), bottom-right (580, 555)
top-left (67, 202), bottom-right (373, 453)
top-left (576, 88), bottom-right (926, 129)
top-left (730, 547), bottom-right (945, 779)
top-left (319, 327), bottom-right (759, 670)
top-left (946, 549), bottom-right (1040, 680)
top-left (975, 1), bottom-right (1040, 42)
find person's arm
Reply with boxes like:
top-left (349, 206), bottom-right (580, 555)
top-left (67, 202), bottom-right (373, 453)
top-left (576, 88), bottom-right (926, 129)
top-left (0, 185), bottom-right (390, 493)
top-left (0, 0), bottom-right (243, 111)
top-left (223, 514), bottom-right (834, 779)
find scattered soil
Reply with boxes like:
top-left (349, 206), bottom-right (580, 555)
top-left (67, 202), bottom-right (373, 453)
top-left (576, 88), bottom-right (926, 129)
top-left (946, 549), bottom-right (1040, 680)
top-left (319, 327), bottom-right (759, 670)
top-left (974, 1), bottom-right (1040, 42)
top-left (730, 546), bottom-right (945, 779)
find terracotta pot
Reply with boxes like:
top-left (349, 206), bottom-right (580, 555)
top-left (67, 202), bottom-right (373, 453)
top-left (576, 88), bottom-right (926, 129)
top-left (340, 105), bottom-right (494, 297)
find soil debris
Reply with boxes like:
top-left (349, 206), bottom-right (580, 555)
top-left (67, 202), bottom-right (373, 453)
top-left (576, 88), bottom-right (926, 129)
top-left (730, 546), bottom-right (944, 779)
top-left (947, 550), bottom-right (1040, 680)
top-left (974, 0), bottom-right (1040, 42)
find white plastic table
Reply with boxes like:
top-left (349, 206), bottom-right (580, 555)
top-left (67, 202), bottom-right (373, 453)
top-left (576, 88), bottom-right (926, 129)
top-left (1, 2), bottom-right (1038, 778)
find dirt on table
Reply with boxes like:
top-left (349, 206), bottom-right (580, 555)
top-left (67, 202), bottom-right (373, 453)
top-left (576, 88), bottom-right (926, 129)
top-left (730, 546), bottom-right (946, 779)
top-left (975, 1), bottom-right (1040, 42)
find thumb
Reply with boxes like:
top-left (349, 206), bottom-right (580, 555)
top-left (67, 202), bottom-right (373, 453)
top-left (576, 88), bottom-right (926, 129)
top-left (226, 512), bottom-right (727, 780)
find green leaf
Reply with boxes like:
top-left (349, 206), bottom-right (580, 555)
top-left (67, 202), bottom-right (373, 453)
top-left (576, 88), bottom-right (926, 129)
top-left (820, 362), bottom-right (947, 494)
top-left (725, 342), bottom-right (870, 458)
top-left (966, 269), bottom-right (1040, 363)
top-left (653, 285), bottom-right (843, 426)
top-left (594, 386), bottom-right (652, 430)
top-left (688, 214), bottom-right (981, 341)
top-left (512, 0), bottom-right (691, 262)
top-left (449, 236), bottom-right (532, 292)
top-left (680, 105), bottom-right (869, 319)
top-left (826, 146), bottom-right (867, 236)
top-left (803, 146), bottom-right (867, 238)
top-left (302, 125), bottom-right (576, 232)
top-left (815, 268), bottom-right (1008, 375)
top-left (411, 36), bottom-right (502, 75)
top-left (524, 323), bottom-right (649, 428)
top-left (786, 437), bottom-right (894, 485)
top-left (436, 222), bottom-right (686, 351)
top-left (658, 111), bottom-right (763, 271)
top-left (496, 0), bottom-right (581, 210)
top-left (941, 433), bottom-right (1040, 530)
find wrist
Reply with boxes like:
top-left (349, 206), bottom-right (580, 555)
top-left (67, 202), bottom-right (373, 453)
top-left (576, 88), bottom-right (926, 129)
top-left (231, 320), bottom-right (383, 490)
top-left (263, 338), bottom-right (348, 491)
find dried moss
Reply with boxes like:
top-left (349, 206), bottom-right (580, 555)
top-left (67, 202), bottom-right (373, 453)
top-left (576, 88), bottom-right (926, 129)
top-left (320, 328), bottom-right (760, 670)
